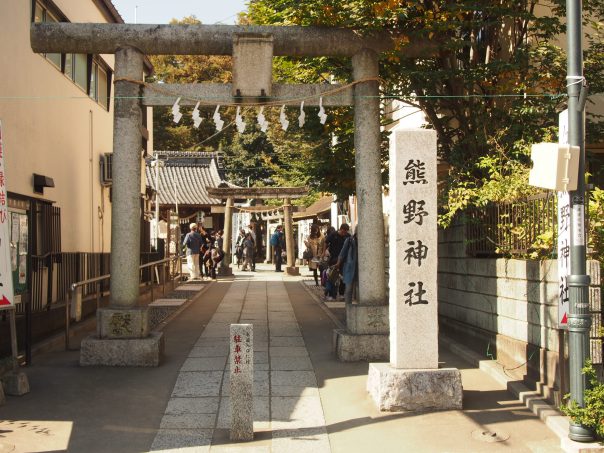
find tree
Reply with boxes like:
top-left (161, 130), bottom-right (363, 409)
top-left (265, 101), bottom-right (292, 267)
top-left (246, 0), bottom-right (604, 219)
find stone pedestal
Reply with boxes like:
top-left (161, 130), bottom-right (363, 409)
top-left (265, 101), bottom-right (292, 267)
top-left (367, 363), bottom-right (462, 411)
top-left (285, 266), bottom-right (299, 276)
top-left (97, 307), bottom-right (150, 338)
top-left (1, 372), bottom-right (30, 396)
top-left (81, 307), bottom-right (164, 366)
top-left (334, 305), bottom-right (389, 361)
top-left (80, 331), bottom-right (164, 367)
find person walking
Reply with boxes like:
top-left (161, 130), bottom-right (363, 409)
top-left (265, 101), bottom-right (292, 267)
top-left (270, 225), bottom-right (285, 272)
top-left (241, 232), bottom-right (255, 271)
top-left (305, 224), bottom-right (324, 286)
top-left (235, 229), bottom-right (245, 269)
top-left (324, 223), bottom-right (350, 300)
top-left (336, 231), bottom-right (358, 303)
top-left (182, 222), bottom-right (203, 280)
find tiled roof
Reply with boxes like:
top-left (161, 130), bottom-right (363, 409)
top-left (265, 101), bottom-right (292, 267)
top-left (293, 195), bottom-right (333, 220)
top-left (145, 152), bottom-right (227, 206)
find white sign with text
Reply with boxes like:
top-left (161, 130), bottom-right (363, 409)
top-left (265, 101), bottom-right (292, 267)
top-left (558, 110), bottom-right (569, 328)
top-left (0, 121), bottom-right (14, 309)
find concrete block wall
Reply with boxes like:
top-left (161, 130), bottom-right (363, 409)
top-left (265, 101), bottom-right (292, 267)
top-left (438, 224), bottom-right (603, 397)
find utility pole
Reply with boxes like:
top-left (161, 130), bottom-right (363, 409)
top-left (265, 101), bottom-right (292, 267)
top-left (566, 0), bottom-right (594, 443)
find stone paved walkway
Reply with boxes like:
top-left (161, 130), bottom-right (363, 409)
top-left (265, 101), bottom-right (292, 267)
top-left (151, 279), bottom-right (330, 452)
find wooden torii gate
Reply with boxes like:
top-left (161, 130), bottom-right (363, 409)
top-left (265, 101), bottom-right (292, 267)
top-left (206, 186), bottom-right (308, 276)
top-left (31, 21), bottom-right (429, 364)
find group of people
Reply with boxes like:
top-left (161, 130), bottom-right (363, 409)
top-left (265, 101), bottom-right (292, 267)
top-left (235, 226), bottom-right (257, 272)
top-left (237, 224), bottom-right (286, 273)
top-left (182, 223), bottom-right (225, 280)
top-left (303, 223), bottom-right (358, 303)
top-left (184, 221), bottom-right (357, 297)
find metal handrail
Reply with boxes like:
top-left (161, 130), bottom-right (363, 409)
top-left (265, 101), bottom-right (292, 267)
top-left (65, 254), bottom-right (184, 349)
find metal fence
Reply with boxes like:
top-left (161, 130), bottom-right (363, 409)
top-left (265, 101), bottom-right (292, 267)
top-left (465, 192), bottom-right (557, 257)
top-left (24, 251), bottom-right (163, 314)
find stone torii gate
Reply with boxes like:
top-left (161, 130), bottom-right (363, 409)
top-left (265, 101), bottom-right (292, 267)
top-left (31, 22), bottom-right (426, 365)
top-left (206, 186), bottom-right (308, 276)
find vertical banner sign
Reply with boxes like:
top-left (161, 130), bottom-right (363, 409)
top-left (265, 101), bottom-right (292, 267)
top-left (389, 129), bottom-right (438, 369)
top-left (558, 110), bottom-right (570, 328)
top-left (0, 121), bottom-right (14, 308)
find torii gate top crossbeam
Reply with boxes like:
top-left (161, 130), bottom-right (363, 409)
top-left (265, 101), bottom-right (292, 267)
top-left (206, 187), bottom-right (308, 200)
top-left (30, 23), bottom-right (431, 58)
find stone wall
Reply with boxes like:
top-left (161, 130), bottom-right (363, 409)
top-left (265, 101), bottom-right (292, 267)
top-left (438, 224), bottom-right (603, 402)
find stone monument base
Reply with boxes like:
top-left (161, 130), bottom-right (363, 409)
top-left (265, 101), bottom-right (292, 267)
top-left (367, 363), bottom-right (462, 411)
top-left (333, 329), bottom-right (389, 362)
top-left (80, 331), bottom-right (164, 367)
top-left (97, 307), bottom-right (150, 338)
top-left (1, 371), bottom-right (30, 396)
top-left (285, 266), bottom-right (299, 276)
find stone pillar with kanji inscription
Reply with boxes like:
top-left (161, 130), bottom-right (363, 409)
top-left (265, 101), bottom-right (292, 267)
top-left (367, 129), bottom-right (462, 411)
top-left (80, 47), bottom-right (164, 367)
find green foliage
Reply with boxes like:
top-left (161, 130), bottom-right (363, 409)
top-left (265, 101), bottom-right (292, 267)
top-left (246, 0), bottom-right (604, 213)
top-left (588, 187), bottom-right (604, 264)
top-left (561, 360), bottom-right (604, 440)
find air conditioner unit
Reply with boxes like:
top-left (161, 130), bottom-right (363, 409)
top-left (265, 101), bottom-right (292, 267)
top-left (99, 153), bottom-right (113, 186)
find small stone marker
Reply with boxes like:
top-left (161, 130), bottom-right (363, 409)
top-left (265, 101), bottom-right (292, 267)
top-left (230, 324), bottom-right (253, 441)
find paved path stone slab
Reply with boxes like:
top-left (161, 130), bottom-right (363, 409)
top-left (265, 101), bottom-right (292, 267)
top-left (175, 284), bottom-right (205, 291)
top-left (171, 371), bottom-right (223, 397)
top-left (149, 298), bottom-right (187, 307)
top-left (150, 428), bottom-right (212, 451)
top-left (271, 356), bottom-right (313, 371)
top-left (159, 413), bottom-right (216, 429)
top-left (270, 337), bottom-right (305, 347)
top-left (180, 357), bottom-right (227, 371)
top-left (152, 278), bottom-right (329, 452)
top-left (270, 347), bottom-right (309, 357)
top-left (165, 397), bottom-right (220, 414)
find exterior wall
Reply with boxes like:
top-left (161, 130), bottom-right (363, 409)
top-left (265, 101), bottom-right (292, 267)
top-left (438, 224), bottom-right (602, 400)
top-left (0, 1), bottom-right (116, 253)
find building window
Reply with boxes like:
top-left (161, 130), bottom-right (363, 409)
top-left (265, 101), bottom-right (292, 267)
top-left (98, 66), bottom-right (109, 109)
top-left (33, 1), bottom-right (112, 110)
top-left (89, 61), bottom-right (98, 100)
top-left (34, 4), bottom-right (61, 68)
top-left (74, 53), bottom-right (88, 92)
top-left (64, 53), bottom-right (73, 81)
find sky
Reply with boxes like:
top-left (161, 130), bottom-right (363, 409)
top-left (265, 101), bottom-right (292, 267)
top-left (111, 0), bottom-right (248, 24)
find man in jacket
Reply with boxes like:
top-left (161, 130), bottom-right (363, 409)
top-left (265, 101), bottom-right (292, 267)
top-left (182, 223), bottom-right (203, 279)
top-left (271, 225), bottom-right (285, 272)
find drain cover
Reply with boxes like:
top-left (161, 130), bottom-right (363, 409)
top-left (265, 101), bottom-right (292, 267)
top-left (471, 429), bottom-right (510, 443)
top-left (0, 443), bottom-right (15, 453)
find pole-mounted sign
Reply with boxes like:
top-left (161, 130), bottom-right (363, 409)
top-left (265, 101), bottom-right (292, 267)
top-left (0, 120), bottom-right (15, 309)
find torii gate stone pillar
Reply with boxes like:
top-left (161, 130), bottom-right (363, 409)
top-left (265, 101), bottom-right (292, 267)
top-left (332, 49), bottom-right (389, 361)
top-left (80, 46), bottom-right (164, 366)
